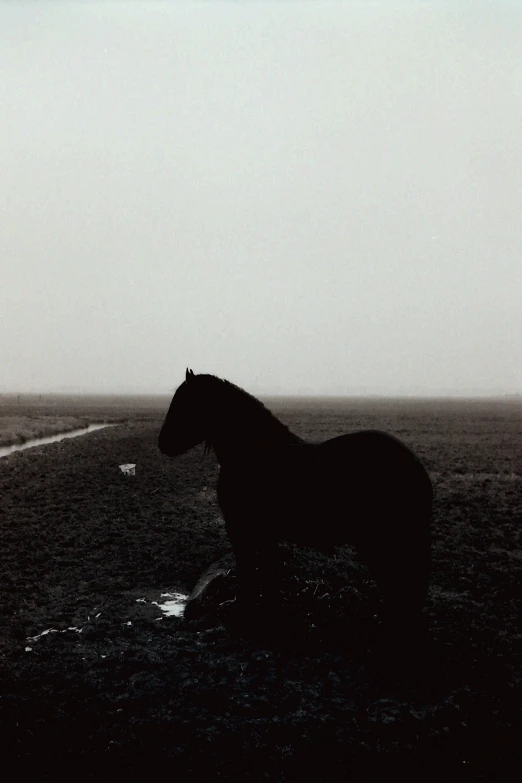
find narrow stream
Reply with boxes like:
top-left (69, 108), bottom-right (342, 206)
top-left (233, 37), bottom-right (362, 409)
top-left (0, 423), bottom-right (115, 459)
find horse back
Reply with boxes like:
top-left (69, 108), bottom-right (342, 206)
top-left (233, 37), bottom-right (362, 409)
top-left (314, 430), bottom-right (432, 508)
top-left (218, 429), bottom-right (431, 536)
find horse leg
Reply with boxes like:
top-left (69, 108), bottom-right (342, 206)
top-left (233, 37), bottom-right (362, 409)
top-left (217, 538), bottom-right (260, 637)
top-left (221, 530), bottom-right (281, 639)
top-left (358, 520), bottom-right (430, 674)
top-left (222, 518), bottom-right (264, 614)
top-left (381, 554), bottom-right (429, 640)
top-left (256, 539), bottom-right (280, 618)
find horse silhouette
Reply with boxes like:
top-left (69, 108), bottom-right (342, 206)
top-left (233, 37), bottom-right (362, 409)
top-left (159, 370), bottom-right (432, 658)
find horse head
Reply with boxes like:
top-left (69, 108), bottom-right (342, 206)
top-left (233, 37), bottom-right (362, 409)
top-left (158, 368), bottom-right (213, 457)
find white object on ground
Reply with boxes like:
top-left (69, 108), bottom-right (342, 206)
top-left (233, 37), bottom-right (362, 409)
top-left (152, 592), bottom-right (188, 618)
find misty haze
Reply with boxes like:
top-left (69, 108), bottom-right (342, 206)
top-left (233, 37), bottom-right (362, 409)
top-left (2, 1), bottom-right (521, 397)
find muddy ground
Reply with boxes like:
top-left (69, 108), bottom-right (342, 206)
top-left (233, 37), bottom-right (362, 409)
top-left (0, 397), bottom-right (520, 780)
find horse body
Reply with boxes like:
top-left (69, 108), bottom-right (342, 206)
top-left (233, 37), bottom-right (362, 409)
top-left (159, 371), bottom-right (432, 643)
top-left (218, 432), bottom-right (427, 541)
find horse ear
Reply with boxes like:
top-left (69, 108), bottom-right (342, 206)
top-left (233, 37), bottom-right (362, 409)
top-left (186, 368), bottom-right (195, 382)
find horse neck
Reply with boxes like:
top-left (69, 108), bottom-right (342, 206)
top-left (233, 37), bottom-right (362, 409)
top-left (210, 386), bottom-right (300, 465)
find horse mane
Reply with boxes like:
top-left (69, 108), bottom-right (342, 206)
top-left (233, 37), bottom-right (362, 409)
top-left (197, 374), bottom-right (302, 444)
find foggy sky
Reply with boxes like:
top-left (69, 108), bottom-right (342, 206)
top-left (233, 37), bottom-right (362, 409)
top-left (2, 1), bottom-right (521, 396)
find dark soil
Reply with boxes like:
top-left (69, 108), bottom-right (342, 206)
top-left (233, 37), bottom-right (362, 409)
top-left (0, 399), bottom-right (520, 781)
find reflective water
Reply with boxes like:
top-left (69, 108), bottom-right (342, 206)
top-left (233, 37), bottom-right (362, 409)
top-left (0, 423), bottom-right (113, 459)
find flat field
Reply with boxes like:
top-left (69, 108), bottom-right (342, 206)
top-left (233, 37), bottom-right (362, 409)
top-left (0, 395), bottom-right (520, 780)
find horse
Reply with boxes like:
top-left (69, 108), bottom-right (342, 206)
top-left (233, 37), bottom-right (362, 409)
top-left (159, 369), bottom-right (432, 662)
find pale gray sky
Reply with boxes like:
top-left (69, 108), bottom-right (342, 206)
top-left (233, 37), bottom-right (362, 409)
top-left (1, 0), bottom-right (521, 396)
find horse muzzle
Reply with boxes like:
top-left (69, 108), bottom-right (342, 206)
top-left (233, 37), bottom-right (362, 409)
top-left (158, 429), bottom-right (200, 458)
top-left (158, 431), bottom-right (177, 457)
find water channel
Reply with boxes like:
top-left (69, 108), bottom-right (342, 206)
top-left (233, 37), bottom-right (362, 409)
top-left (0, 423), bottom-right (114, 459)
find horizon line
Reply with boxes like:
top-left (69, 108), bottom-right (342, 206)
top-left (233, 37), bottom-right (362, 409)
top-left (1, 389), bottom-right (520, 400)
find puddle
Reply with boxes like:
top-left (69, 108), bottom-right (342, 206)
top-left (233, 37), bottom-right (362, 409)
top-left (0, 423), bottom-right (115, 459)
top-left (149, 592), bottom-right (188, 618)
